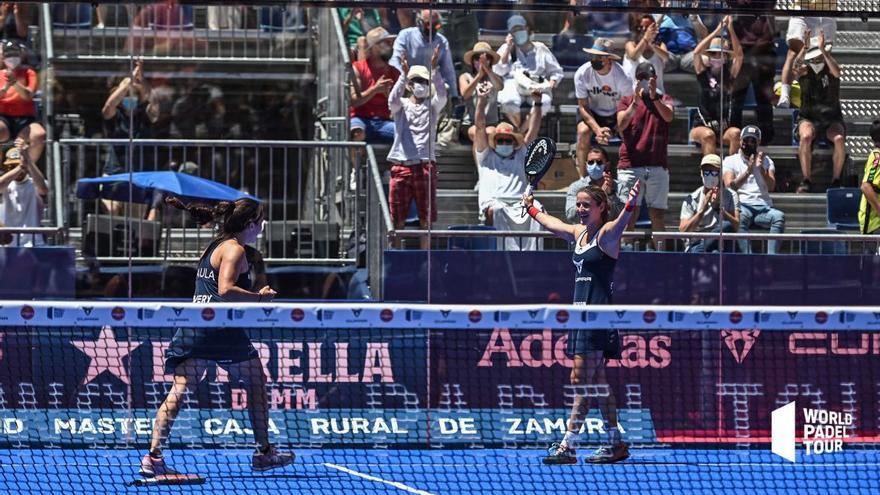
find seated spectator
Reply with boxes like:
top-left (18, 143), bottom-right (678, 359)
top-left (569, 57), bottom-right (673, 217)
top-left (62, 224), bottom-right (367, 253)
top-left (460, 42), bottom-right (503, 147)
top-left (859, 120), bottom-right (880, 236)
top-left (680, 153), bottom-right (739, 253)
top-left (0, 140), bottom-right (47, 247)
top-left (565, 146), bottom-right (624, 222)
top-left (350, 27), bottom-right (400, 146)
top-left (389, 9), bottom-right (458, 100)
top-left (728, 8), bottom-right (776, 145)
top-left (493, 14), bottom-right (563, 132)
top-left (102, 59), bottom-right (159, 173)
top-left (778, 14), bottom-right (837, 109)
top-left (689, 18), bottom-right (743, 156)
top-left (794, 32), bottom-right (845, 192)
top-left (722, 125), bottom-right (785, 254)
top-left (656, 12), bottom-right (707, 73)
top-left (339, 7), bottom-right (392, 60)
top-left (624, 15), bottom-right (669, 93)
top-left (0, 41), bottom-right (44, 164)
top-left (574, 38), bottom-right (631, 172)
top-left (473, 85), bottom-right (543, 250)
top-left (616, 62), bottom-right (673, 247)
top-left (387, 52), bottom-right (446, 249)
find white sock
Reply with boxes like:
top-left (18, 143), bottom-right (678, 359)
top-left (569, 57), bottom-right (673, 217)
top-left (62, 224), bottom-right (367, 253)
top-left (608, 424), bottom-right (621, 444)
top-left (780, 84), bottom-right (791, 99)
top-left (561, 431), bottom-right (579, 449)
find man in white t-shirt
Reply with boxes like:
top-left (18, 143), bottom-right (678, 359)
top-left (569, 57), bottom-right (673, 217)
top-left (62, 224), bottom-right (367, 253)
top-left (722, 125), bottom-right (785, 254)
top-left (473, 84), bottom-right (543, 251)
top-left (573, 38), bottom-right (633, 176)
top-left (0, 142), bottom-right (48, 247)
top-left (680, 153), bottom-right (739, 253)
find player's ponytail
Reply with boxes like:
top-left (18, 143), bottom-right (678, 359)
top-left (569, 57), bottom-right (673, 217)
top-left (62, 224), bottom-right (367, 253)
top-left (165, 196), bottom-right (263, 241)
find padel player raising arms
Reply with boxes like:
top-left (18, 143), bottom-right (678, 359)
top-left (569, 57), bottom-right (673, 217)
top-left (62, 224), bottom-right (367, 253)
top-left (523, 179), bottom-right (640, 464)
top-left (141, 197), bottom-right (294, 478)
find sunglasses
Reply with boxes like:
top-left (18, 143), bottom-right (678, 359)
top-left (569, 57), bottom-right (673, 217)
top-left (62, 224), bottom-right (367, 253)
top-left (702, 169), bottom-right (720, 177)
top-left (586, 160), bottom-right (605, 167)
top-left (495, 138), bottom-right (515, 145)
top-left (409, 77), bottom-right (429, 85)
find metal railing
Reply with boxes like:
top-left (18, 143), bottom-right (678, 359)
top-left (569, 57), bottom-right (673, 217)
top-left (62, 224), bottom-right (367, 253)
top-left (49, 4), bottom-right (312, 63)
top-left (0, 227), bottom-right (67, 247)
top-left (60, 138), bottom-right (367, 263)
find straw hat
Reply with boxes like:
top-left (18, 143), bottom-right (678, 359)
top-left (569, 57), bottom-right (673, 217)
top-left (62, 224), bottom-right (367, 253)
top-left (582, 38), bottom-right (621, 61)
top-left (705, 37), bottom-right (732, 54)
top-left (488, 122), bottom-right (525, 148)
top-left (464, 41), bottom-right (500, 66)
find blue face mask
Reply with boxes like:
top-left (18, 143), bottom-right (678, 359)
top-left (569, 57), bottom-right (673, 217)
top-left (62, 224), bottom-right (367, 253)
top-left (495, 144), bottom-right (514, 158)
top-left (587, 162), bottom-right (605, 180)
top-left (121, 96), bottom-right (138, 112)
top-left (513, 31), bottom-right (529, 46)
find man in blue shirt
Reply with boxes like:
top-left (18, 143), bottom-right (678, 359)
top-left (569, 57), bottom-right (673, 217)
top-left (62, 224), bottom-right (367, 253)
top-left (389, 9), bottom-right (459, 99)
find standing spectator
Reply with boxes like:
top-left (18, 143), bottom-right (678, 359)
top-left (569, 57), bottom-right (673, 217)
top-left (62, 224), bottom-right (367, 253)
top-left (389, 9), bottom-right (458, 99)
top-left (729, 9), bottom-right (776, 145)
top-left (493, 15), bottom-right (564, 132)
top-left (616, 62), bottom-right (674, 244)
top-left (0, 140), bottom-right (46, 247)
top-left (722, 125), bottom-right (785, 254)
top-left (794, 32), bottom-right (845, 192)
top-left (689, 18), bottom-right (743, 156)
top-left (680, 153), bottom-right (739, 253)
top-left (0, 3), bottom-right (30, 44)
top-left (623, 16), bottom-right (669, 93)
top-left (102, 59), bottom-right (159, 175)
top-left (858, 120), bottom-right (880, 236)
top-left (574, 38), bottom-right (632, 173)
top-left (0, 41), bottom-right (43, 164)
top-left (387, 50), bottom-right (446, 249)
top-left (777, 3), bottom-right (837, 108)
top-left (565, 146), bottom-right (624, 222)
top-left (350, 27), bottom-right (400, 146)
top-left (473, 85), bottom-right (543, 250)
top-left (460, 42), bottom-right (503, 147)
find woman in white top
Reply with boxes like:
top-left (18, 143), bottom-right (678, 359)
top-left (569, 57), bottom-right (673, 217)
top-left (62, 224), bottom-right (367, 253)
top-left (623, 15), bottom-right (669, 94)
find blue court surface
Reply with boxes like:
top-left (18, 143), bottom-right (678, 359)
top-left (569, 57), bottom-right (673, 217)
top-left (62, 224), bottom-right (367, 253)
top-left (2, 448), bottom-right (878, 494)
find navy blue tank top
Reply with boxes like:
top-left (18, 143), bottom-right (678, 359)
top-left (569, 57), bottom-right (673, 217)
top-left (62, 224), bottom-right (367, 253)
top-left (572, 227), bottom-right (616, 305)
top-left (193, 239), bottom-right (254, 304)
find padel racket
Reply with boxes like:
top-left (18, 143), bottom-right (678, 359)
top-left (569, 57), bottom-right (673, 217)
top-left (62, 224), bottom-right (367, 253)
top-left (130, 474), bottom-right (206, 486)
top-left (523, 136), bottom-right (557, 196)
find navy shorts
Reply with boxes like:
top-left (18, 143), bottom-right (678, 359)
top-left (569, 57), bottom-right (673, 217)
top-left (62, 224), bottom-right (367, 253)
top-left (0, 114), bottom-right (35, 141)
top-left (164, 327), bottom-right (258, 374)
top-left (567, 328), bottom-right (622, 359)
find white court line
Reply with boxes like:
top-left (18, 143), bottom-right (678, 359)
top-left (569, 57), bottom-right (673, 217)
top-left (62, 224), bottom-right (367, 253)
top-left (324, 463), bottom-right (436, 495)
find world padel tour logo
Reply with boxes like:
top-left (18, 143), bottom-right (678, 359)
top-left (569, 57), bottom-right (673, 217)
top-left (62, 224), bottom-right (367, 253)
top-left (771, 401), bottom-right (852, 462)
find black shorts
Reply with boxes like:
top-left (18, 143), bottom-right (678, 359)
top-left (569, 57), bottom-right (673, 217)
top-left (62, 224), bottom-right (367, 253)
top-left (0, 115), bottom-right (35, 141)
top-left (164, 327), bottom-right (258, 374)
top-left (581, 113), bottom-right (618, 134)
top-left (567, 328), bottom-right (622, 359)
top-left (796, 116), bottom-right (845, 147)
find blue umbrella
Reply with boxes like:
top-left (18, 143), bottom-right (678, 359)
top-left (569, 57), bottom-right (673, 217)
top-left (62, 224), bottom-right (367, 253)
top-left (75, 171), bottom-right (258, 204)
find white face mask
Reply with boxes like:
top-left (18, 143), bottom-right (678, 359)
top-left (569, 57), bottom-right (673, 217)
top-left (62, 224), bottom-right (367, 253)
top-left (411, 82), bottom-right (429, 98)
top-left (513, 30), bottom-right (529, 46)
top-left (495, 144), bottom-right (514, 157)
top-left (4, 56), bottom-right (20, 70)
top-left (702, 174), bottom-right (719, 188)
top-left (809, 61), bottom-right (825, 74)
top-left (708, 57), bottom-right (725, 70)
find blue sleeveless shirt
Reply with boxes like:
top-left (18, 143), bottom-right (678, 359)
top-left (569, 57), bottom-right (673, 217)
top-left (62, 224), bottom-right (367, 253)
top-left (572, 227), bottom-right (616, 305)
top-left (192, 239), bottom-right (254, 304)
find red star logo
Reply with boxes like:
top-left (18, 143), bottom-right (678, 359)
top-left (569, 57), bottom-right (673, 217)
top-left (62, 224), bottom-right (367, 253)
top-left (70, 326), bottom-right (143, 386)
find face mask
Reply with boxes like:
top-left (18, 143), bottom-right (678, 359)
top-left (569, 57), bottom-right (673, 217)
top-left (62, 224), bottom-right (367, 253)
top-left (590, 59), bottom-right (605, 71)
top-left (742, 142), bottom-right (757, 156)
top-left (637, 79), bottom-right (650, 95)
top-left (809, 62), bottom-right (825, 73)
top-left (708, 57), bottom-right (725, 70)
top-left (702, 173), bottom-right (719, 188)
top-left (410, 82), bottom-right (429, 98)
top-left (495, 144), bottom-right (515, 157)
top-left (587, 162), bottom-right (605, 180)
top-left (513, 31), bottom-right (529, 46)
top-left (4, 56), bottom-right (19, 70)
top-left (121, 96), bottom-right (138, 112)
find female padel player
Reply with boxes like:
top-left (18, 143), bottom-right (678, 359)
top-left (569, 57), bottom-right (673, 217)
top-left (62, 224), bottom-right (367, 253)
top-left (523, 180), bottom-right (640, 464)
top-left (141, 197), bottom-right (294, 477)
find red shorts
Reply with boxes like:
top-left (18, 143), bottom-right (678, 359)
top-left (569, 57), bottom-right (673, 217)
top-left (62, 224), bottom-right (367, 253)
top-left (389, 162), bottom-right (438, 226)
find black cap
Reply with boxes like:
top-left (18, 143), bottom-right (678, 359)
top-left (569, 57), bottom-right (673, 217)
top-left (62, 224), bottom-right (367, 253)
top-left (635, 62), bottom-right (656, 80)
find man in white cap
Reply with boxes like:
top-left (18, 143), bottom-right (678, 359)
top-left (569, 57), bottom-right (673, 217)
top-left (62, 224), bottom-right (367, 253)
top-left (680, 153), bottom-right (739, 253)
top-left (722, 124), bottom-right (785, 254)
top-left (387, 49), bottom-right (446, 249)
top-left (493, 14), bottom-right (563, 132)
top-left (793, 31), bottom-right (845, 192)
top-left (473, 84), bottom-right (543, 250)
top-left (573, 38), bottom-right (631, 175)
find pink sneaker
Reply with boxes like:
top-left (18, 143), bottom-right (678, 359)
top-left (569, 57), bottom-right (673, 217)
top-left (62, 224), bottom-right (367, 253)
top-left (140, 453), bottom-right (178, 477)
top-left (252, 445), bottom-right (295, 472)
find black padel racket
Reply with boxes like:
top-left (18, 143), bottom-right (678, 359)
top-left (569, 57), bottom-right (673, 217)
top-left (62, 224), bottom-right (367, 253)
top-left (523, 136), bottom-right (557, 196)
